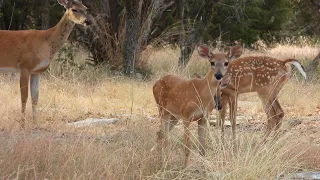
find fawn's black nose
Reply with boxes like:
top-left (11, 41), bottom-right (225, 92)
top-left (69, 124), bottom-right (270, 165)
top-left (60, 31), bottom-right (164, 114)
top-left (215, 73), bottom-right (223, 80)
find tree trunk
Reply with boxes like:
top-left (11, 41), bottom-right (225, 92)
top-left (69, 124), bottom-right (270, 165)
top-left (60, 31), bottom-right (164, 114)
top-left (306, 51), bottom-right (320, 81)
top-left (178, 0), bottom-right (220, 67)
top-left (41, 0), bottom-right (50, 29)
top-left (140, 0), bottom-right (175, 48)
top-left (0, 0), bottom-right (3, 29)
top-left (134, 0), bottom-right (175, 69)
top-left (123, 0), bottom-right (140, 76)
top-left (0, 0), bottom-right (3, 9)
top-left (108, 0), bottom-right (121, 36)
top-left (178, 0), bottom-right (186, 66)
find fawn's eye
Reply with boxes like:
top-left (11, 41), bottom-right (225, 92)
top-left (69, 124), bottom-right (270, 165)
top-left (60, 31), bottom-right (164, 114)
top-left (210, 62), bottom-right (215, 66)
top-left (224, 62), bottom-right (229, 66)
top-left (71, 9), bottom-right (79, 13)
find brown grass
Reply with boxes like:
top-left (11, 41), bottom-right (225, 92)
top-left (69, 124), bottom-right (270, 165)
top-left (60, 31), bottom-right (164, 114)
top-left (0, 43), bottom-right (319, 179)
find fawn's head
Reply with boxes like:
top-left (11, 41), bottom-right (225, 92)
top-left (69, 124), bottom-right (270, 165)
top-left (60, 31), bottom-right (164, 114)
top-left (198, 45), bottom-right (243, 80)
top-left (57, 0), bottom-right (92, 26)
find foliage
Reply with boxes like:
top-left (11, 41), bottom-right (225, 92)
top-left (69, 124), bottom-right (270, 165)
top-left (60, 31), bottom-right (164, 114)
top-left (211, 0), bottom-right (293, 45)
top-left (0, 0), bottom-right (319, 71)
top-left (285, 0), bottom-right (320, 37)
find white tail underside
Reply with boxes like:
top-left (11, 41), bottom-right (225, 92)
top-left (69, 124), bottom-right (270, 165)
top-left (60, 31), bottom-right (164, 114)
top-left (288, 61), bottom-right (307, 79)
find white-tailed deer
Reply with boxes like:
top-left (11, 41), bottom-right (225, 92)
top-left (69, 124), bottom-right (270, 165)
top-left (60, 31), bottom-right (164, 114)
top-left (217, 56), bottom-right (307, 141)
top-left (0, 0), bottom-right (92, 127)
top-left (152, 45), bottom-right (242, 166)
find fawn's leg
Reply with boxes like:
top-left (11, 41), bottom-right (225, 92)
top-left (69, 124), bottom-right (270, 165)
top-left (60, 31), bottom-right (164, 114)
top-left (198, 117), bottom-right (207, 156)
top-left (257, 90), bottom-right (281, 137)
top-left (273, 98), bottom-right (284, 130)
top-left (229, 94), bottom-right (238, 142)
top-left (183, 121), bottom-right (191, 167)
top-left (218, 95), bottom-right (229, 142)
top-left (156, 110), bottom-right (173, 162)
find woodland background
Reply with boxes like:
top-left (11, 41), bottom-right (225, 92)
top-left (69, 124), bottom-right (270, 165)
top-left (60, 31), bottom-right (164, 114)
top-left (1, 1), bottom-right (320, 178)
top-left (0, 0), bottom-right (320, 76)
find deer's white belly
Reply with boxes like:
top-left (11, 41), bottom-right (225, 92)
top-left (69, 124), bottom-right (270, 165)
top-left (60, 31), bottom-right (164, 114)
top-left (0, 67), bottom-right (20, 73)
top-left (32, 60), bottom-right (50, 72)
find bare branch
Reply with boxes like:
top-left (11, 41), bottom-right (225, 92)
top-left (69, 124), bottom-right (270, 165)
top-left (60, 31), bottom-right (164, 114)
top-left (140, 0), bottom-right (175, 47)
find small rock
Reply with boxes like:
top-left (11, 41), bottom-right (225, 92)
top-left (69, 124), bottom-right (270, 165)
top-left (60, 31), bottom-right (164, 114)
top-left (281, 171), bottom-right (320, 180)
top-left (209, 120), bottom-right (239, 127)
top-left (147, 116), bottom-right (156, 121)
top-left (311, 117), bottom-right (320, 121)
top-left (135, 73), bottom-right (143, 80)
top-left (288, 119), bottom-right (302, 127)
top-left (67, 118), bottom-right (119, 127)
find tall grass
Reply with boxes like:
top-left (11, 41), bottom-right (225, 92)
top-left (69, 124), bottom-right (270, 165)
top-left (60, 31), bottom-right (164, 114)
top-left (0, 42), bottom-right (319, 179)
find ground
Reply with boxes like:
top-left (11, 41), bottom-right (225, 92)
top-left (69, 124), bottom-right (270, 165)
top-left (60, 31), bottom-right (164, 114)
top-left (0, 44), bottom-right (319, 179)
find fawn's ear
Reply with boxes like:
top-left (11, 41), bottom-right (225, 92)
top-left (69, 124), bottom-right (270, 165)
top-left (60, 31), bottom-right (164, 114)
top-left (57, 0), bottom-right (71, 8)
top-left (227, 45), bottom-right (243, 61)
top-left (198, 45), bottom-right (212, 59)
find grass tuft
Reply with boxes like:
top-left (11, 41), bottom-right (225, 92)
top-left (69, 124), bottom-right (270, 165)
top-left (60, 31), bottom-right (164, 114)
top-left (0, 43), bottom-right (319, 179)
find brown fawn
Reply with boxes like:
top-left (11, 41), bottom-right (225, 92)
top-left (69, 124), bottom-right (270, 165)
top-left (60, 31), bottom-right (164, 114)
top-left (152, 45), bottom-right (242, 166)
top-left (0, 0), bottom-right (92, 127)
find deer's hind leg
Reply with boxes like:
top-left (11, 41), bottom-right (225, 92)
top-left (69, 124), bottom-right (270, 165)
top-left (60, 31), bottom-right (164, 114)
top-left (183, 120), bottom-right (191, 167)
top-left (257, 89), bottom-right (283, 135)
top-left (272, 98), bottom-right (284, 129)
top-left (157, 108), bottom-right (177, 143)
top-left (271, 77), bottom-right (288, 130)
top-left (30, 74), bottom-right (40, 126)
top-left (19, 68), bottom-right (31, 128)
top-left (156, 107), bottom-right (176, 161)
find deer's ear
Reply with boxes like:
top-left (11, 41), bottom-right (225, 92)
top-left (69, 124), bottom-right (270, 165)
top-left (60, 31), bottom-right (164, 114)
top-left (228, 45), bottom-right (243, 61)
top-left (57, 0), bottom-right (70, 8)
top-left (197, 45), bottom-right (212, 59)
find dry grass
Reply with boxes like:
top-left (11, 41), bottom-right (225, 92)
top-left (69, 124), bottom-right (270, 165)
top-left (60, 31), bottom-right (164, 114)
top-left (0, 43), bottom-right (320, 179)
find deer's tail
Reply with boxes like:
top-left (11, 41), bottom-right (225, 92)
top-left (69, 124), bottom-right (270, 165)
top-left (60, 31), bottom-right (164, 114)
top-left (283, 58), bottom-right (307, 79)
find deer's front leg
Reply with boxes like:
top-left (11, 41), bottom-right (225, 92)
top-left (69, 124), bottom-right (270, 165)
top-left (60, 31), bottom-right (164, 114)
top-left (183, 121), bottom-right (191, 167)
top-left (30, 74), bottom-right (40, 125)
top-left (198, 117), bottom-right (207, 156)
top-left (229, 94), bottom-right (238, 142)
top-left (218, 95), bottom-right (229, 140)
top-left (20, 69), bottom-right (30, 128)
top-left (214, 85), bottom-right (223, 111)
